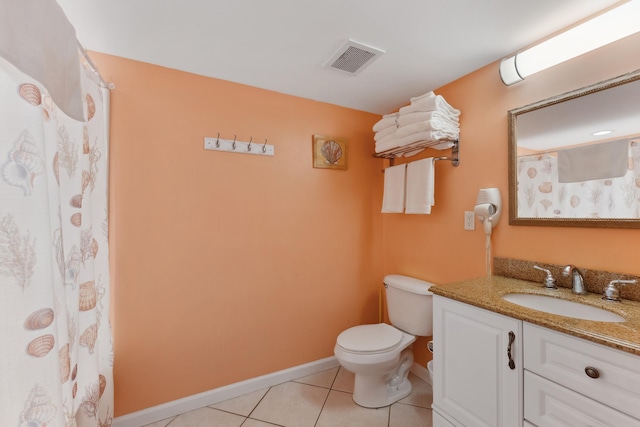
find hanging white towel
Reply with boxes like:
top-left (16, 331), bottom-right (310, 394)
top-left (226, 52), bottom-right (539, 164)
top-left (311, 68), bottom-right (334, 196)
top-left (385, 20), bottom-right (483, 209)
top-left (405, 158), bottom-right (435, 214)
top-left (382, 164), bottom-right (407, 213)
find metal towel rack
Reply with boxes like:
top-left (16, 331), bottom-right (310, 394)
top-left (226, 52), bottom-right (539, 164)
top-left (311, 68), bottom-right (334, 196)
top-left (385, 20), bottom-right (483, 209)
top-left (373, 139), bottom-right (459, 167)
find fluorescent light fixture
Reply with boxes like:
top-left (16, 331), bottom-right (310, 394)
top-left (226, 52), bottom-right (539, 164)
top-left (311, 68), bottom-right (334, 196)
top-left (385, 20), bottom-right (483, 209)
top-left (592, 130), bottom-right (614, 136)
top-left (500, 0), bottom-right (640, 85)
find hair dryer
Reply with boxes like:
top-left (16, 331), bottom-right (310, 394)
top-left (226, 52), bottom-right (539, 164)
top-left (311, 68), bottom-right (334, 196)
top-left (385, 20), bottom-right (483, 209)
top-left (474, 203), bottom-right (497, 235)
top-left (474, 188), bottom-right (502, 236)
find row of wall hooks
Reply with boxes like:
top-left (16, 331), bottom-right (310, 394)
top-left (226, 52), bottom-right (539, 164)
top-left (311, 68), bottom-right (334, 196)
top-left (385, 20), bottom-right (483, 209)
top-left (204, 133), bottom-right (275, 157)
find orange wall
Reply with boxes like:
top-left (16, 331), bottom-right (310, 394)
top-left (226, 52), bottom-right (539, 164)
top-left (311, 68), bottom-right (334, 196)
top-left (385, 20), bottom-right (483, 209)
top-left (384, 32), bottom-right (640, 365)
top-left (92, 53), bottom-right (384, 415)
top-left (96, 30), bottom-right (640, 415)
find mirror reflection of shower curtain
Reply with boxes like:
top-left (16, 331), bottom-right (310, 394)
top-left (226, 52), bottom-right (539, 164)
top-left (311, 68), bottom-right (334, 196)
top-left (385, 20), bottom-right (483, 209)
top-left (0, 53), bottom-right (114, 426)
top-left (516, 143), bottom-right (640, 219)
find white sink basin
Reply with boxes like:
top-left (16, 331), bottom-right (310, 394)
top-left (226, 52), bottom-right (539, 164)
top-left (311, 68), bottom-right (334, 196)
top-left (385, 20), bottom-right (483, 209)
top-left (502, 293), bottom-right (625, 322)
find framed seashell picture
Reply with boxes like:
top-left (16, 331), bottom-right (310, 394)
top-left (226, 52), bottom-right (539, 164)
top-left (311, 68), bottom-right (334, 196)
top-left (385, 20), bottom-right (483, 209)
top-left (312, 135), bottom-right (347, 170)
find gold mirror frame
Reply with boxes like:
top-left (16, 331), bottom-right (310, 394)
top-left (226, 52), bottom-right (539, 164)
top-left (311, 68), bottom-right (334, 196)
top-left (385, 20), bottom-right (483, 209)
top-left (508, 68), bottom-right (640, 228)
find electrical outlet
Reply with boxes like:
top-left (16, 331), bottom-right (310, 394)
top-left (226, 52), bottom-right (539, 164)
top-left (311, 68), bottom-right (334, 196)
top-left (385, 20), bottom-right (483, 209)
top-left (464, 211), bottom-right (475, 230)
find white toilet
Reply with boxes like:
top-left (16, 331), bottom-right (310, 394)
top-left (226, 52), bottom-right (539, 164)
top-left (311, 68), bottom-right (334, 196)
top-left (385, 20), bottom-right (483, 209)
top-left (334, 274), bottom-right (434, 408)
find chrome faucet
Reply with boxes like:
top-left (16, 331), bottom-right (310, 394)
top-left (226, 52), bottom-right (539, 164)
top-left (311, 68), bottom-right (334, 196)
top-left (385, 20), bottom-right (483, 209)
top-left (533, 265), bottom-right (557, 289)
top-left (603, 279), bottom-right (638, 302)
top-left (562, 265), bottom-right (588, 295)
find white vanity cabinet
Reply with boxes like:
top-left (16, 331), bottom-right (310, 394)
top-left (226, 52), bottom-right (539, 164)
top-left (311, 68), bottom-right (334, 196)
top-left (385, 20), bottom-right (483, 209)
top-left (432, 295), bottom-right (523, 427)
top-left (433, 294), bottom-right (640, 427)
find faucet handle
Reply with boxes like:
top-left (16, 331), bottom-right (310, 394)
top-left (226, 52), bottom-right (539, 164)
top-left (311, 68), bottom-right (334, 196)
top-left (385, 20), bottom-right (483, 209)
top-left (603, 279), bottom-right (637, 302)
top-left (533, 265), bottom-right (557, 289)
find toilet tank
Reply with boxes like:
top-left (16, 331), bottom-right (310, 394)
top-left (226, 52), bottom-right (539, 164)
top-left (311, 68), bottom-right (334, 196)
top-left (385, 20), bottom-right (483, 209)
top-left (384, 274), bottom-right (434, 336)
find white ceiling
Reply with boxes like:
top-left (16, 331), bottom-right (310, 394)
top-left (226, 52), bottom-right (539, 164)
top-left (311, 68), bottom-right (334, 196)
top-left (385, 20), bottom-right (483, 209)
top-left (56, 0), bottom-right (622, 115)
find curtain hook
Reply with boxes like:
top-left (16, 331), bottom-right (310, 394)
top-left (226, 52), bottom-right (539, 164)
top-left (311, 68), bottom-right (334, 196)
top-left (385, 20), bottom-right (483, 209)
top-left (262, 138), bottom-right (268, 153)
top-left (247, 136), bottom-right (252, 152)
top-left (232, 135), bottom-right (237, 150)
top-left (216, 132), bottom-right (220, 148)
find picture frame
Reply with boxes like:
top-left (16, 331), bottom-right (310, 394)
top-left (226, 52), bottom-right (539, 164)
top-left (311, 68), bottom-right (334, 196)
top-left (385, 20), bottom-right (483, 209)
top-left (312, 134), bottom-right (347, 170)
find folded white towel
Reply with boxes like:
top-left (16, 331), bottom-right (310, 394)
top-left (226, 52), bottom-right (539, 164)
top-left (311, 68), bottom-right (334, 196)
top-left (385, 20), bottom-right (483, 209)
top-left (375, 131), bottom-right (399, 147)
top-left (397, 130), bottom-right (458, 148)
top-left (431, 141), bottom-right (456, 150)
top-left (396, 120), bottom-right (460, 139)
top-left (396, 141), bottom-right (453, 157)
top-left (375, 138), bottom-right (401, 153)
top-left (399, 148), bottom-right (425, 158)
top-left (410, 91), bottom-right (436, 104)
top-left (373, 113), bottom-right (399, 132)
top-left (378, 129), bottom-right (456, 154)
top-left (375, 130), bottom-right (459, 157)
top-left (382, 164), bottom-right (407, 213)
top-left (374, 125), bottom-right (397, 141)
top-left (397, 111), bottom-right (459, 128)
top-left (433, 95), bottom-right (460, 117)
top-left (400, 95), bottom-right (460, 117)
top-left (396, 141), bottom-right (455, 158)
top-left (405, 158), bottom-right (435, 214)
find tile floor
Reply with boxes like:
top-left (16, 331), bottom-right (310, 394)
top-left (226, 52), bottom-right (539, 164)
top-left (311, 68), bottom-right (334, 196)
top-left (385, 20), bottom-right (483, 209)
top-left (142, 366), bottom-right (433, 427)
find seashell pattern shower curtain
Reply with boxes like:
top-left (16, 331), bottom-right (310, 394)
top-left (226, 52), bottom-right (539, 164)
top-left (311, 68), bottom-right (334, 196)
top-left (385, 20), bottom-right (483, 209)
top-left (0, 53), bottom-right (114, 426)
top-left (516, 142), bottom-right (640, 219)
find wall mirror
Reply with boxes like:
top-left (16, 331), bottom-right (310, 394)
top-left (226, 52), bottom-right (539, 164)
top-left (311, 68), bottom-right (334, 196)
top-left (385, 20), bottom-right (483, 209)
top-left (508, 68), bottom-right (640, 228)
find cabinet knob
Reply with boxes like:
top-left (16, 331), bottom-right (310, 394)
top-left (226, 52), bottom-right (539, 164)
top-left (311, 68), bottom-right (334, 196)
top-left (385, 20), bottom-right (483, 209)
top-left (585, 366), bottom-right (600, 379)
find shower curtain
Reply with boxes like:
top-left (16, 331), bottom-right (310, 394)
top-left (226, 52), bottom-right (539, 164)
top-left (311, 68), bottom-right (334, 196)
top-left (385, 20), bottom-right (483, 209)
top-left (516, 143), bottom-right (640, 219)
top-left (0, 40), bottom-right (114, 427)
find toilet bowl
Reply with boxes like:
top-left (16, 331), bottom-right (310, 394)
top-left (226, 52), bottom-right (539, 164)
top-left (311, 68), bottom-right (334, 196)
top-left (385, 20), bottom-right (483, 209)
top-left (335, 323), bottom-right (416, 407)
top-left (334, 275), bottom-right (434, 408)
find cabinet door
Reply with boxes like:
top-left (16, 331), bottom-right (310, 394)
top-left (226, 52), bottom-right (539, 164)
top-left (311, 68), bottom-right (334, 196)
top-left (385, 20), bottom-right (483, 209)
top-left (433, 295), bottom-right (523, 427)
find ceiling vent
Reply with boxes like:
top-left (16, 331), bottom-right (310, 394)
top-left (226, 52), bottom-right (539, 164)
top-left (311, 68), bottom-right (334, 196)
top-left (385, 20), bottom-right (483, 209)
top-left (324, 40), bottom-right (385, 76)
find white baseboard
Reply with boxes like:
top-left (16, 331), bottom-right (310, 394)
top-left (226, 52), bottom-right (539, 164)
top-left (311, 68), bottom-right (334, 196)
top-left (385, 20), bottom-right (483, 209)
top-left (410, 361), bottom-right (432, 386)
top-left (113, 356), bottom-right (340, 427)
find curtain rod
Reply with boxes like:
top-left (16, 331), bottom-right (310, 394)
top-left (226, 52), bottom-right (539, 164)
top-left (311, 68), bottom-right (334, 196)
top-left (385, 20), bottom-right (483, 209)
top-left (77, 41), bottom-right (114, 90)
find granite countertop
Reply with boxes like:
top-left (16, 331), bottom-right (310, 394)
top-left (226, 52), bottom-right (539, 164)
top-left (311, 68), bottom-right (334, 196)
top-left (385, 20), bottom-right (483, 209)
top-left (431, 275), bottom-right (640, 356)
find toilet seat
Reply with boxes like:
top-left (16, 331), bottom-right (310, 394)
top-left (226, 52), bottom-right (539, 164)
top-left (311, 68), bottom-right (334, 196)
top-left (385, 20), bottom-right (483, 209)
top-left (336, 324), bottom-right (403, 354)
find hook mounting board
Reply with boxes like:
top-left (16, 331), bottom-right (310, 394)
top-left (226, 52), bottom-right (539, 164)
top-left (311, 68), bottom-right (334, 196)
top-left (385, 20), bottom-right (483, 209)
top-left (204, 137), bottom-right (274, 156)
